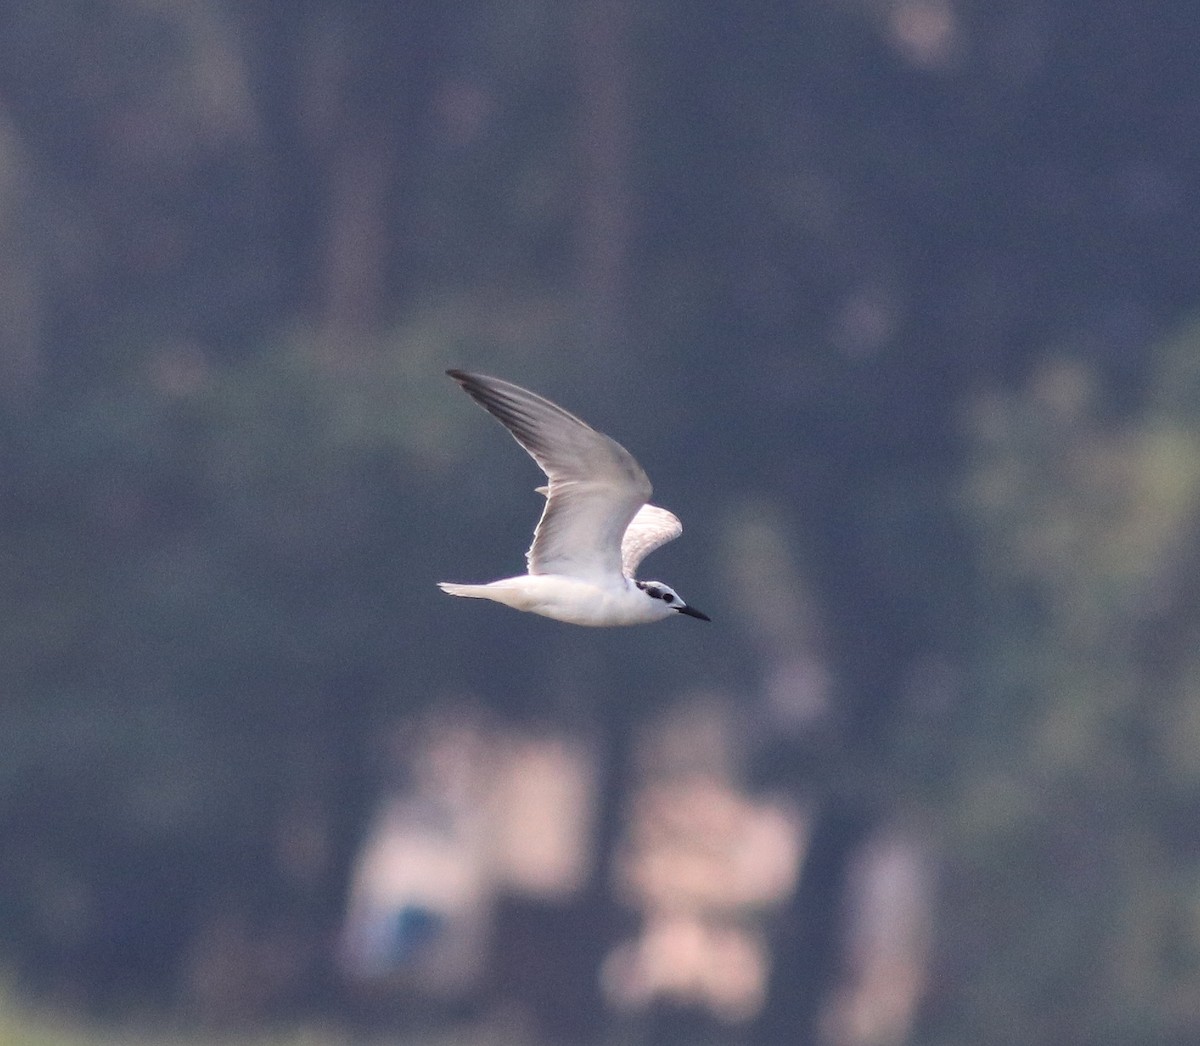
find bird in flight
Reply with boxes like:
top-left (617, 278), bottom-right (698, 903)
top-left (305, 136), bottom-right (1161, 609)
top-left (439, 370), bottom-right (709, 626)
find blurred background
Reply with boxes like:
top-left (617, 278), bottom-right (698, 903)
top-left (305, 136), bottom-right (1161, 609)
top-left (2, 1), bottom-right (1199, 1044)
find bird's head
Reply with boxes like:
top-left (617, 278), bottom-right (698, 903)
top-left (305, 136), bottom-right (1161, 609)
top-left (635, 579), bottom-right (711, 621)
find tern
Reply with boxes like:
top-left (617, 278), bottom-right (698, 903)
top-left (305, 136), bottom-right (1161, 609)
top-left (439, 370), bottom-right (710, 626)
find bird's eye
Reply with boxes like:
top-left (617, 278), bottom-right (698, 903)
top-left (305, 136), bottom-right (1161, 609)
top-left (664, 593), bottom-right (676, 603)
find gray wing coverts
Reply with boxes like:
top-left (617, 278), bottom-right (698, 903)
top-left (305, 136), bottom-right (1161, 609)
top-left (447, 370), bottom-right (658, 580)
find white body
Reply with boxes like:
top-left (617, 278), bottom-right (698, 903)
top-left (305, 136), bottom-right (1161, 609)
top-left (439, 371), bottom-right (709, 627)
top-left (439, 575), bottom-right (677, 627)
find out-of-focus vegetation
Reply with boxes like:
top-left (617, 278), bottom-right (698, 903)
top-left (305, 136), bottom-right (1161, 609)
top-left (2, 1), bottom-right (1200, 1044)
top-left (0, 991), bottom-right (346, 1046)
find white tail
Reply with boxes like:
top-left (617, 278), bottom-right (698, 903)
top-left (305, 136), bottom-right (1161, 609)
top-left (437, 582), bottom-right (493, 599)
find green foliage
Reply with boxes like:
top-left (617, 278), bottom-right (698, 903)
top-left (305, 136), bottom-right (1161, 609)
top-left (0, 314), bottom-right (506, 1003)
top-left (938, 328), bottom-right (1200, 1044)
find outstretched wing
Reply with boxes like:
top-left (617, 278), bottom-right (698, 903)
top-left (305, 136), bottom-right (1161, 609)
top-left (447, 370), bottom-right (652, 581)
top-left (620, 503), bottom-right (683, 579)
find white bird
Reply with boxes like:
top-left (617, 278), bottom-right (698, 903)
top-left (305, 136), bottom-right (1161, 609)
top-left (439, 370), bottom-right (710, 626)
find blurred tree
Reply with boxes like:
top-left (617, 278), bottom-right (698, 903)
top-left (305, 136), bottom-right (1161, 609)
top-left (931, 331), bottom-right (1200, 1045)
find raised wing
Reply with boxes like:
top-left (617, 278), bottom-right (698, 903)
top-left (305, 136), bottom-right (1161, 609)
top-left (447, 370), bottom-right (652, 580)
top-left (620, 503), bottom-right (683, 579)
